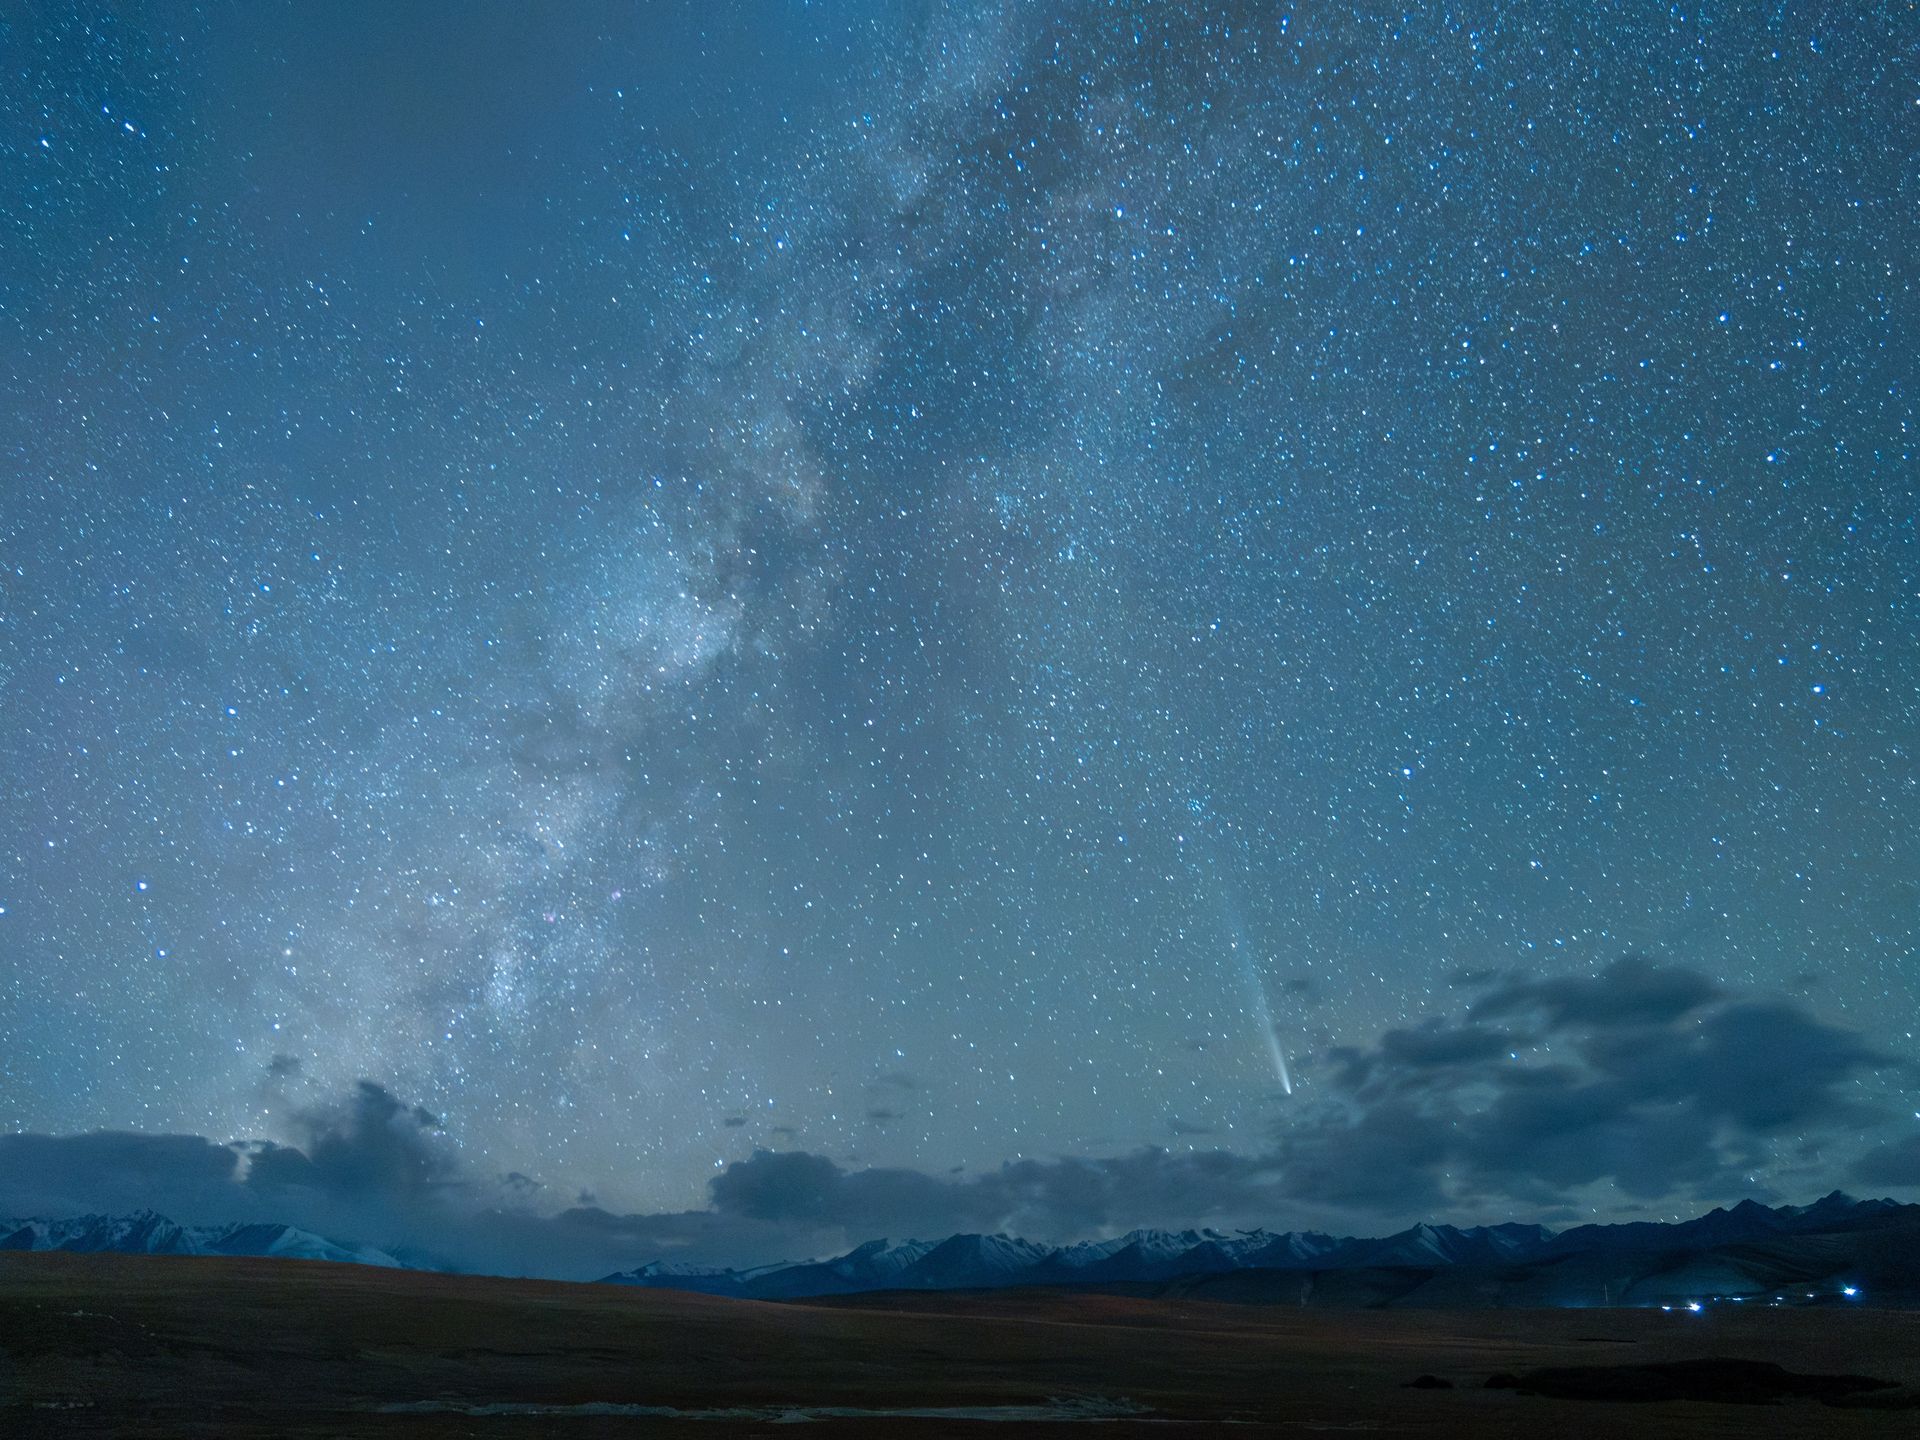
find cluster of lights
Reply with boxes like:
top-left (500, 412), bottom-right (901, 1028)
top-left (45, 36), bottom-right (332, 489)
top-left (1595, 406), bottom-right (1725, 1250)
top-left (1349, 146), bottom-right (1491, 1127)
top-left (1660, 1283), bottom-right (1862, 1313)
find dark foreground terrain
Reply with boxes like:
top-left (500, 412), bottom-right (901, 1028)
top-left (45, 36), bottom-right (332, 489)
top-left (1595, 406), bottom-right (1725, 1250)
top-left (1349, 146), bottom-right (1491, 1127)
top-left (3, 1253), bottom-right (1918, 1437)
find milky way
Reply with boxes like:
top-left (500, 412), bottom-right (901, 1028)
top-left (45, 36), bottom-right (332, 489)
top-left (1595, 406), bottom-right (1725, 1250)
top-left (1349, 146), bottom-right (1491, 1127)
top-left (2, 3), bottom-right (1915, 1226)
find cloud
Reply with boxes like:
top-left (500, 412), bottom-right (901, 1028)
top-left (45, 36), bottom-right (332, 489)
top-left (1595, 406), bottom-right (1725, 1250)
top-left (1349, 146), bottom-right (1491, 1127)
top-left (245, 1081), bottom-right (456, 1204)
top-left (708, 1149), bottom-right (990, 1236)
top-left (986, 1148), bottom-right (1285, 1238)
top-left (1, 963), bottom-right (1907, 1276)
top-left (702, 1144), bottom-right (1288, 1244)
top-left (0, 1082), bottom-right (487, 1266)
top-left (1279, 960), bottom-right (1900, 1217)
top-left (1469, 954), bottom-right (1720, 1029)
top-left (0, 1131), bottom-right (242, 1218)
top-left (1853, 1136), bottom-right (1920, 1188)
top-left (1324, 1019), bottom-right (1517, 1091)
top-left (0, 1122), bottom-right (1271, 1271)
top-left (0, 1112), bottom-right (792, 1278)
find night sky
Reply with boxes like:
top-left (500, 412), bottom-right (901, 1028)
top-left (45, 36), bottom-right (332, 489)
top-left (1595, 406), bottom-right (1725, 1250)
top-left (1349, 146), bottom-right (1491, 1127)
top-left (2, 3), bottom-right (1916, 1273)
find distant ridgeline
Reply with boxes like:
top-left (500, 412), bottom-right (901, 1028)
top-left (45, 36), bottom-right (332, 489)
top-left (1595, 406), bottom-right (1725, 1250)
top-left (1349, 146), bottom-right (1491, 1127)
top-left (9, 1193), bottom-right (1917, 1309)
top-left (599, 1193), bottom-right (1919, 1308)
top-left (1, 1212), bottom-right (400, 1269)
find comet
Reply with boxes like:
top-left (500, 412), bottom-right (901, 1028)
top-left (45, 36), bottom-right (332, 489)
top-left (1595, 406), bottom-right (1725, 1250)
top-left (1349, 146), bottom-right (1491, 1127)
top-left (1222, 894), bottom-right (1293, 1095)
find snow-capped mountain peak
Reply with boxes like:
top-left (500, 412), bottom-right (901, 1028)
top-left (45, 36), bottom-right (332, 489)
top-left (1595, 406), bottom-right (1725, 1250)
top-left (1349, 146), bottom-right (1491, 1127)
top-left (0, 1211), bottom-right (400, 1268)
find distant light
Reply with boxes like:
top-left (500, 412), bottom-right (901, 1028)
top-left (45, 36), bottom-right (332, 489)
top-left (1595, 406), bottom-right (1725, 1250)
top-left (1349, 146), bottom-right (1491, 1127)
top-left (1843, 1286), bottom-right (1859, 1298)
top-left (1686, 1301), bottom-right (1702, 1313)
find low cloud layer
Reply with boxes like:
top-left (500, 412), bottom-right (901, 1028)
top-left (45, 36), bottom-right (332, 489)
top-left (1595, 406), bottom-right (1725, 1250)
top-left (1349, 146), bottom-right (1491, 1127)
top-left (1284, 957), bottom-right (1899, 1216)
top-left (3, 961), bottom-right (1911, 1278)
top-left (1854, 1136), bottom-right (1920, 1189)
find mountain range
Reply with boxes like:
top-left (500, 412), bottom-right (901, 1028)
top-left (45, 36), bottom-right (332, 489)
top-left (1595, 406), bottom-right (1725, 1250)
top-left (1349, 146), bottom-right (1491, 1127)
top-left (9, 1192), bottom-right (1917, 1308)
top-left (1, 1211), bottom-right (401, 1268)
top-left (601, 1192), bottom-right (1920, 1307)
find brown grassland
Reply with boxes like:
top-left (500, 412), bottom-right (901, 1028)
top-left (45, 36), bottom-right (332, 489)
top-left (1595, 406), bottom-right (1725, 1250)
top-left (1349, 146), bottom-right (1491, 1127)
top-left (2, 1251), bottom-right (1917, 1436)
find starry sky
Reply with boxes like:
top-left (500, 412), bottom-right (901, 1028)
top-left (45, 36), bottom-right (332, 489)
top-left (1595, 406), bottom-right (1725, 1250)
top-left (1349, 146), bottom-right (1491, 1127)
top-left (2, 2), bottom-right (1917, 1263)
